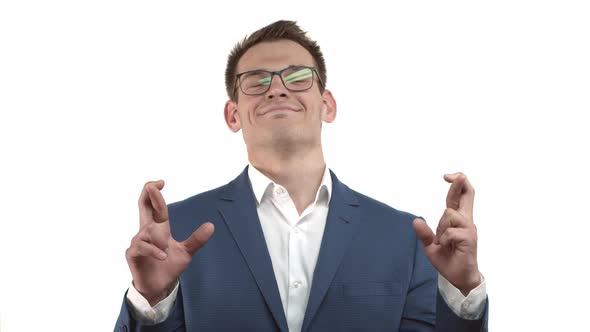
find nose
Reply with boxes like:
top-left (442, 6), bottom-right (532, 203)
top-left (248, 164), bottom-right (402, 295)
top-left (265, 74), bottom-right (289, 99)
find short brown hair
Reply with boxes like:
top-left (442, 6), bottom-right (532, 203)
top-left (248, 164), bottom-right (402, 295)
top-left (225, 20), bottom-right (327, 102)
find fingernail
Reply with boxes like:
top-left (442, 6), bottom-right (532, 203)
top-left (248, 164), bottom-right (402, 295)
top-left (159, 251), bottom-right (167, 259)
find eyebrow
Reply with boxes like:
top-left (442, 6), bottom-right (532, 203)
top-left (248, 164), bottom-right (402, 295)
top-left (239, 64), bottom-right (313, 73)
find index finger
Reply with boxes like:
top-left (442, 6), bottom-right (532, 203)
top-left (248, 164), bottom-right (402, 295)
top-left (138, 180), bottom-right (167, 226)
top-left (444, 172), bottom-right (474, 219)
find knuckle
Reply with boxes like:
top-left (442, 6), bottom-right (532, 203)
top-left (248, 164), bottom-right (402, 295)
top-left (145, 223), bottom-right (156, 233)
top-left (446, 227), bottom-right (457, 237)
top-left (126, 245), bottom-right (140, 258)
top-left (466, 235), bottom-right (477, 247)
top-left (471, 226), bottom-right (478, 238)
top-left (190, 232), bottom-right (202, 245)
top-left (131, 229), bottom-right (146, 244)
top-left (151, 245), bottom-right (161, 256)
top-left (142, 182), bottom-right (154, 195)
top-left (444, 207), bottom-right (454, 216)
top-left (137, 225), bottom-right (150, 238)
top-left (436, 220), bottom-right (443, 230)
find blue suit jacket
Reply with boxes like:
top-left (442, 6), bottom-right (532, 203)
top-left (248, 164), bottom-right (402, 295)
top-left (116, 167), bottom-right (488, 331)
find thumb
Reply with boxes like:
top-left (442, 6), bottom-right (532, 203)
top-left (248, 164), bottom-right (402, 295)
top-left (182, 222), bottom-right (215, 256)
top-left (413, 218), bottom-right (436, 248)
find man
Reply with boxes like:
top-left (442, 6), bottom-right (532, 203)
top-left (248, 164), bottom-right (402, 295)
top-left (115, 20), bottom-right (488, 331)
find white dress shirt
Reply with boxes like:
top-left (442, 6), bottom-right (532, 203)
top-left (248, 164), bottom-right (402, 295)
top-left (126, 165), bottom-right (487, 329)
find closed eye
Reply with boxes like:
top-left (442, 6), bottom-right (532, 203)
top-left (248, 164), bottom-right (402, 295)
top-left (284, 69), bottom-right (313, 83)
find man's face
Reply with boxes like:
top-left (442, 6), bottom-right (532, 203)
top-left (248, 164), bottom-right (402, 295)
top-left (224, 39), bottom-right (336, 151)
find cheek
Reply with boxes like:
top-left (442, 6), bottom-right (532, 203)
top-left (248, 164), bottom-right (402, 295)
top-left (305, 100), bottom-right (325, 118)
top-left (237, 103), bottom-right (258, 127)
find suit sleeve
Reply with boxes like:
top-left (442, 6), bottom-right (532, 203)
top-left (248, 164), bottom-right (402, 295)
top-left (399, 230), bottom-right (489, 332)
top-left (114, 286), bottom-right (187, 332)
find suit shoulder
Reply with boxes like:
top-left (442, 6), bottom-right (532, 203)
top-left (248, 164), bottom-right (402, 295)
top-left (168, 184), bottom-right (225, 212)
top-left (343, 185), bottom-right (422, 253)
top-left (165, 182), bottom-right (230, 238)
top-left (351, 189), bottom-right (420, 226)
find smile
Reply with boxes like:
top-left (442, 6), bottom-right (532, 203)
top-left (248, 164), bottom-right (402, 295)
top-left (259, 105), bottom-right (301, 115)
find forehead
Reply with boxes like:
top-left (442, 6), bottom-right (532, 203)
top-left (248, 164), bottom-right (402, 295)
top-left (237, 39), bottom-right (316, 72)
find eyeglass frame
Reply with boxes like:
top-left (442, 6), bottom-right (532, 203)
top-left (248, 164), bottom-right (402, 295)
top-left (233, 65), bottom-right (324, 98)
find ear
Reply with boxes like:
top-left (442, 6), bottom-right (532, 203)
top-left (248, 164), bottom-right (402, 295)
top-left (321, 89), bottom-right (337, 123)
top-left (224, 100), bottom-right (241, 133)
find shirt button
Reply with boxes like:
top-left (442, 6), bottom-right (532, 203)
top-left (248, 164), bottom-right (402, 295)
top-left (293, 228), bottom-right (300, 234)
top-left (293, 281), bottom-right (302, 288)
top-left (276, 187), bottom-right (286, 195)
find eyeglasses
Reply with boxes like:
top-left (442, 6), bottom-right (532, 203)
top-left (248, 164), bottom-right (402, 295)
top-left (235, 66), bottom-right (323, 97)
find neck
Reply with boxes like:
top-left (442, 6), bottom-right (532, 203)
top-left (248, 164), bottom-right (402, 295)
top-left (249, 144), bottom-right (326, 215)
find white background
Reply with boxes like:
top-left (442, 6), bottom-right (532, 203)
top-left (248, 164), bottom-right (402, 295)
top-left (1, 1), bottom-right (589, 331)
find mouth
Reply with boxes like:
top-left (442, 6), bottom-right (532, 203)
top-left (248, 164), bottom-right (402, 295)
top-left (259, 104), bottom-right (302, 116)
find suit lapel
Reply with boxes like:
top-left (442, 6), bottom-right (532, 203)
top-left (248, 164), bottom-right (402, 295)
top-left (217, 167), bottom-right (289, 332)
top-left (302, 171), bottom-right (361, 332)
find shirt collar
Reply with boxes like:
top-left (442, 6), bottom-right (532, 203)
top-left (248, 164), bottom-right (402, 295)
top-left (247, 163), bottom-right (332, 206)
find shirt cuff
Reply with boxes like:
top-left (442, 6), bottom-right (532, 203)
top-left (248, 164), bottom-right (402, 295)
top-left (125, 281), bottom-right (179, 325)
top-left (438, 273), bottom-right (487, 320)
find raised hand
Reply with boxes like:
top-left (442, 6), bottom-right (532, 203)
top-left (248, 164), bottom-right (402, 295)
top-left (413, 173), bottom-right (480, 296)
top-left (126, 180), bottom-right (215, 305)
